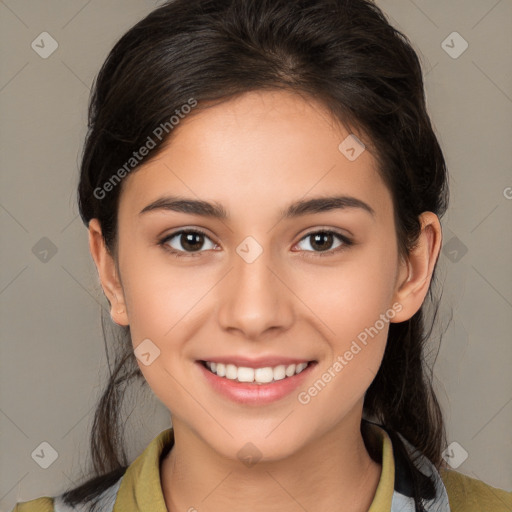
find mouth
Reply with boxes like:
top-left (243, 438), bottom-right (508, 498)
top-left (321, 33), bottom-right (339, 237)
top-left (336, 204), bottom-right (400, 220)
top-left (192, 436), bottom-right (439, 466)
top-left (198, 359), bottom-right (317, 385)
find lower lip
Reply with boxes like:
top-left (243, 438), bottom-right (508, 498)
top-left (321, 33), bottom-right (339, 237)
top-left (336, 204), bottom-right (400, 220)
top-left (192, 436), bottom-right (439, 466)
top-left (196, 361), bottom-right (317, 405)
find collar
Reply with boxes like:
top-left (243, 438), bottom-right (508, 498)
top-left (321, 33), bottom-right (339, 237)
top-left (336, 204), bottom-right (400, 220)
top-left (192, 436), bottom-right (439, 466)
top-left (102, 422), bottom-right (450, 512)
top-left (386, 425), bottom-right (451, 511)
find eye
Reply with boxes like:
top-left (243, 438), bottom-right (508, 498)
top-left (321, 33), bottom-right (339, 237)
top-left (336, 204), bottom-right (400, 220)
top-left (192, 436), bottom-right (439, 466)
top-left (159, 228), bottom-right (354, 259)
top-left (294, 230), bottom-right (353, 257)
top-left (159, 229), bottom-right (217, 258)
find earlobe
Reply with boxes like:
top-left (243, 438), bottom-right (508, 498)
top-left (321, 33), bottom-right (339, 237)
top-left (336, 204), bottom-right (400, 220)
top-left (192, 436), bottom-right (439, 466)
top-left (390, 212), bottom-right (442, 323)
top-left (88, 218), bottom-right (129, 326)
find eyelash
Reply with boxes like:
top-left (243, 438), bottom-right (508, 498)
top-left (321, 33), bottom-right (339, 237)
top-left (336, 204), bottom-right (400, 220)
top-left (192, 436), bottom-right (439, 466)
top-left (158, 228), bottom-right (354, 259)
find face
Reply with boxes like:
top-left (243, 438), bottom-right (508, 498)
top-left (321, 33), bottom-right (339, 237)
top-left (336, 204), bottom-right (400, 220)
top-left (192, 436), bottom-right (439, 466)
top-left (91, 89), bottom-right (432, 462)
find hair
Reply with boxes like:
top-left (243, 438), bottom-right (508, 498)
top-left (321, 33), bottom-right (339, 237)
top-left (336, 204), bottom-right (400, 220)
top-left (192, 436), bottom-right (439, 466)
top-left (62, 0), bottom-right (450, 510)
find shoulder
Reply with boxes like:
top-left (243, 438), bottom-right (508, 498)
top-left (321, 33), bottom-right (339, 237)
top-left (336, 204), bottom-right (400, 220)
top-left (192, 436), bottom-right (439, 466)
top-left (439, 467), bottom-right (512, 512)
top-left (10, 496), bottom-right (54, 511)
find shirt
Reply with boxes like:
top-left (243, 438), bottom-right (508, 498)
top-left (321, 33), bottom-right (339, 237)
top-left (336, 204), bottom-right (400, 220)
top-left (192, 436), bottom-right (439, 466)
top-left (11, 422), bottom-right (512, 511)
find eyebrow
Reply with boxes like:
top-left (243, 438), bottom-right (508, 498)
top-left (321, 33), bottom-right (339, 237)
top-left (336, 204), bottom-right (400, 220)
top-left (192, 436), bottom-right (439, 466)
top-left (139, 194), bottom-right (375, 220)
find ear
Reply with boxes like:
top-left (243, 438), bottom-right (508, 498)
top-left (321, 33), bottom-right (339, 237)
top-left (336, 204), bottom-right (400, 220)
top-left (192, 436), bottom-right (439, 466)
top-left (88, 218), bottom-right (129, 326)
top-left (390, 211), bottom-right (442, 323)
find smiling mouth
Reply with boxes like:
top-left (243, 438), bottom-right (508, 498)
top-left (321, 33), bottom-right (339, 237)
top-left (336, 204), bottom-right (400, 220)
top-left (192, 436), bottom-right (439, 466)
top-left (199, 360), bottom-right (317, 385)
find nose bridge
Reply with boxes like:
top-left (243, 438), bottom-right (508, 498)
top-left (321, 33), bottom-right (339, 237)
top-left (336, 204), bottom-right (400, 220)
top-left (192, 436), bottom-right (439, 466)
top-left (216, 236), bottom-right (294, 338)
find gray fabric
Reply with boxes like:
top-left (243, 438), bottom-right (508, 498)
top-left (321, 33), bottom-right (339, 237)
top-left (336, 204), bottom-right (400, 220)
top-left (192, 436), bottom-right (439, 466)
top-left (53, 476), bottom-right (123, 512)
top-left (392, 432), bottom-right (451, 511)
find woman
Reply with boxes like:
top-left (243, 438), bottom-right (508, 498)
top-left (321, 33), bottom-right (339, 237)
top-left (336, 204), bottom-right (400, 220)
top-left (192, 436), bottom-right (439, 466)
top-left (12, 0), bottom-right (511, 511)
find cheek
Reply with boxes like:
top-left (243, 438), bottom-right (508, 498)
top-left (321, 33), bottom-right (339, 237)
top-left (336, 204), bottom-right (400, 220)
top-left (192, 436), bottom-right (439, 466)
top-left (122, 256), bottom-right (203, 411)
top-left (119, 245), bottom-right (208, 341)
top-left (294, 269), bottom-right (393, 425)
top-left (292, 243), bottom-right (397, 405)
top-left (119, 251), bottom-right (215, 412)
top-left (295, 242), bottom-right (398, 346)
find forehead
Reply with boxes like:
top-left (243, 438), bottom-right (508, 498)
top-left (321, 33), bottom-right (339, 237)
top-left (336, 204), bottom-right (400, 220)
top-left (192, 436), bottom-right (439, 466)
top-left (118, 89), bottom-right (393, 224)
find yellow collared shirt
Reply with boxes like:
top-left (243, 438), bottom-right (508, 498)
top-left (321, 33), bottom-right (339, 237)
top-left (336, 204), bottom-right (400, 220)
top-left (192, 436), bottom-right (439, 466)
top-left (12, 424), bottom-right (512, 511)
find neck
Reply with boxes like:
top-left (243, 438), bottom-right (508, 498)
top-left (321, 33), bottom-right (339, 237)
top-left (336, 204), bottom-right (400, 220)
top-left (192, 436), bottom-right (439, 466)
top-left (160, 413), bottom-right (382, 512)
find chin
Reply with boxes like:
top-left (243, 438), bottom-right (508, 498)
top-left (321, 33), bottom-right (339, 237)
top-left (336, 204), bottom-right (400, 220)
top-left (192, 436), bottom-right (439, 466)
top-left (205, 428), bottom-right (309, 466)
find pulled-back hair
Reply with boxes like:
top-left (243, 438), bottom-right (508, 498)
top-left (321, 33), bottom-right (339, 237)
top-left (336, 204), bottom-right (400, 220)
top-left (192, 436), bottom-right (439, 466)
top-left (65, 1), bottom-right (449, 510)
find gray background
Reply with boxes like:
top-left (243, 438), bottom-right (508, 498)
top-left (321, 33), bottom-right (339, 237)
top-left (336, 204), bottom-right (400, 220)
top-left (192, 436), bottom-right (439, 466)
top-left (1, 0), bottom-right (511, 509)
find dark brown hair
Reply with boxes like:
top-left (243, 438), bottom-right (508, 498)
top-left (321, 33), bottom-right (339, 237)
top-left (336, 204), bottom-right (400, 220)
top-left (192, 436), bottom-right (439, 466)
top-left (64, 0), bottom-right (449, 510)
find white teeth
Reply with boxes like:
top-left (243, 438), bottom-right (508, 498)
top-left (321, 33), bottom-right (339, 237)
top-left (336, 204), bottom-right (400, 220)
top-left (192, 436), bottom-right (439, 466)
top-left (204, 361), bottom-right (311, 383)
top-left (273, 365), bottom-right (286, 381)
top-left (285, 364), bottom-right (296, 377)
top-left (296, 362), bottom-right (308, 374)
top-left (216, 363), bottom-right (226, 377)
top-left (254, 367), bottom-right (274, 383)
top-left (225, 364), bottom-right (238, 380)
top-left (237, 367), bottom-right (255, 382)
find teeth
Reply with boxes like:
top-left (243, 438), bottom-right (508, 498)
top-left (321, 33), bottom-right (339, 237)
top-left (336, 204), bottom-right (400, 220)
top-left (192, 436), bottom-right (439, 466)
top-left (204, 361), bottom-right (310, 384)
top-left (216, 363), bottom-right (226, 377)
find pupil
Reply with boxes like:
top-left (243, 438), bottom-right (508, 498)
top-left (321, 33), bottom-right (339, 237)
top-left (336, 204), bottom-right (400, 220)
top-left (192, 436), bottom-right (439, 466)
top-left (311, 232), bottom-right (333, 251)
top-left (182, 232), bottom-right (203, 252)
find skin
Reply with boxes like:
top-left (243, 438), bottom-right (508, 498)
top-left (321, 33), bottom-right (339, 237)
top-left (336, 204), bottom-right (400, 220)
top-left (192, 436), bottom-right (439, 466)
top-left (88, 89), bottom-right (442, 512)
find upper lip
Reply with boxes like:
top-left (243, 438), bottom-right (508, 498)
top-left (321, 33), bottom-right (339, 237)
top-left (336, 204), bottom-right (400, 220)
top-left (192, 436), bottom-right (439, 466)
top-left (198, 356), bottom-right (315, 369)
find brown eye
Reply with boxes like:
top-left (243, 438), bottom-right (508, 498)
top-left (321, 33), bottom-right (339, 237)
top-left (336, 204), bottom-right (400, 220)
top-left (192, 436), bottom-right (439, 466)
top-left (296, 230), bottom-right (353, 256)
top-left (160, 229), bottom-right (216, 257)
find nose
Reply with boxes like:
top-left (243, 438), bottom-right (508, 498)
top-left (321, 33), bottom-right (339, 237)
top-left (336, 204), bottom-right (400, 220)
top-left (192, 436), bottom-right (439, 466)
top-left (216, 243), bottom-right (295, 340)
